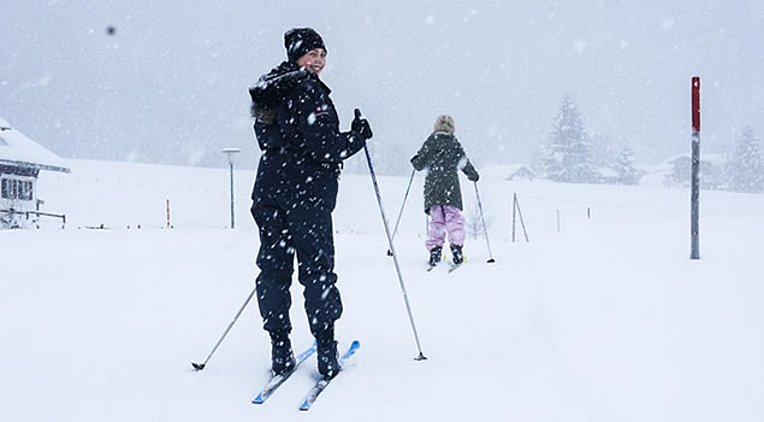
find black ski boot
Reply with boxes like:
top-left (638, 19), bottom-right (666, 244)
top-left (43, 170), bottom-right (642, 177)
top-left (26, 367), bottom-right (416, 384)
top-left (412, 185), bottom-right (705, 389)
top-left (316, 329), bottom-right (340, 379)
top-left (269, 329), bottom-right (296, 376)
top-left (428, 246), bottom-right (443, 267)
top-left (450, 244), bottom-right (464, 265)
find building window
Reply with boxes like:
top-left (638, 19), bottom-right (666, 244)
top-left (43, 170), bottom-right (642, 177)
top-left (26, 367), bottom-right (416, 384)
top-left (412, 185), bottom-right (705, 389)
top-left (0, 178), bottom-right (33, 200)
top-left (21, 181), bottom-right (33, 200)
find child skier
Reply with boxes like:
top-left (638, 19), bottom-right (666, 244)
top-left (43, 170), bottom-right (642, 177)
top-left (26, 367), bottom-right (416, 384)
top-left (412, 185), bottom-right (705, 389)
top-left (410, 115), bottom-right (479, 268)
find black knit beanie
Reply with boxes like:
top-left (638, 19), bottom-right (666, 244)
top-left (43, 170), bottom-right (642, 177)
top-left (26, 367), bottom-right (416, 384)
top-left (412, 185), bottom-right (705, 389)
top-left (284, 28), bottom-right (326, 63)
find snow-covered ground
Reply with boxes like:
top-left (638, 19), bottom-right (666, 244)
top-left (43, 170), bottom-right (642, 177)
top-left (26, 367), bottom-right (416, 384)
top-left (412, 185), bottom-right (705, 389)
top-left (2, 158), bottom-right (763, 421)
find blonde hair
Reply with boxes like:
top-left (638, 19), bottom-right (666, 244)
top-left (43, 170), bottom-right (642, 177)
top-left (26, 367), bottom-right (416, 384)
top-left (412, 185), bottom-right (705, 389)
top-left (433, 115), bottom-right (455, 134)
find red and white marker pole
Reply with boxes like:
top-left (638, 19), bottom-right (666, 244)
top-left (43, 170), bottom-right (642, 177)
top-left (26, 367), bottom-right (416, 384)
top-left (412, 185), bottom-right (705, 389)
top-left (690, 77), bottom-right (700, 259)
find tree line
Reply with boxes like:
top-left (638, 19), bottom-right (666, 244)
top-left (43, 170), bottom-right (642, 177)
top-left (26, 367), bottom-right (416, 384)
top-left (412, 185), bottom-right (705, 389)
top-left (539, 94), bottom-right (762, 192)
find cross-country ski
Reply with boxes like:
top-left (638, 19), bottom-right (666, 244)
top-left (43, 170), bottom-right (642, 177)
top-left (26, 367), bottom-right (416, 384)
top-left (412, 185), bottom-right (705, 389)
top-left (299, 340), bottom-right (361, 411)
top-left (251, 342), bottom-right (317, 404)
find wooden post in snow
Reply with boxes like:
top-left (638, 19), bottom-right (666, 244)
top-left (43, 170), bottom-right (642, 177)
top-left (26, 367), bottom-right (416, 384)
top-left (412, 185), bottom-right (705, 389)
top-left (166, 198), bottom-right (172, 229)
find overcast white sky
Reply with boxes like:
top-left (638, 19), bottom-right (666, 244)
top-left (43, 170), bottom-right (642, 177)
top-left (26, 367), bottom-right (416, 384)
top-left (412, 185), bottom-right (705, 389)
top-left (1, 0), bottom-right (762, 172)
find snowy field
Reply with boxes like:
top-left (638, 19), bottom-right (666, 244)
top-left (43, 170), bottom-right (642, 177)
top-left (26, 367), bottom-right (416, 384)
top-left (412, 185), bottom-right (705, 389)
top-left (2, 158), bottom-right (763, 421)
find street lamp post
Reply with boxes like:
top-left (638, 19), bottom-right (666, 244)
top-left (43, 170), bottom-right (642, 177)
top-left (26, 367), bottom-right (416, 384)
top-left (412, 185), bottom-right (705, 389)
top-left (222, 148), bottom-right (241, 229)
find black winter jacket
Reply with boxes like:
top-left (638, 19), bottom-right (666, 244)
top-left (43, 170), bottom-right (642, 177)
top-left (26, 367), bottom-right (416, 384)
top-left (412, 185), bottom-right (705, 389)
top-left (411, 132), bottom-right (479, 213)
top-left (249, 62), bottom-right (366, 207)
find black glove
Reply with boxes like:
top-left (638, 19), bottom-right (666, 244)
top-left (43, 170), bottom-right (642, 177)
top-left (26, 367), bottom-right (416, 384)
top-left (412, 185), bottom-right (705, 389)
top-left (351, 108), bottom-right (373, 141)
top-left (468, 172), bottom-right (480, 182)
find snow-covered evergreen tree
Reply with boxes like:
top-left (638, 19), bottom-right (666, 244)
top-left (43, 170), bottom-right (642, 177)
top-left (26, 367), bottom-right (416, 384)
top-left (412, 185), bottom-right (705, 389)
top-left (589, 133), bottom-right (617, 169)
top-left (726, 126), bottom-right (763, 193)
top-left (613, 145), bottom-right (640, 185)
top-left (540, 143), bottom-right (563, 180)
top-left (543, 94), bottom-right (596, 183)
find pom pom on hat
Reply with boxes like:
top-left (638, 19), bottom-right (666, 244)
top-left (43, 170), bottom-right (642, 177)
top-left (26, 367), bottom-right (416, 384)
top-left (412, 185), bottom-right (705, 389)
top-left (433, 115), bottom-right (455, 134)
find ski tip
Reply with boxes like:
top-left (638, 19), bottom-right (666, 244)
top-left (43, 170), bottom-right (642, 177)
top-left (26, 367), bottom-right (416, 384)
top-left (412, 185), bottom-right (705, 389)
top-left (299, 401), bottom-right (311, 411)
top-left (252, 395), bottom-right (264, 404)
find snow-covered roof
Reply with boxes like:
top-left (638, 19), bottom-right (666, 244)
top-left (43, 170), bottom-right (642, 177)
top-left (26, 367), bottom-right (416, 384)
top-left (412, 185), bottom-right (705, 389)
top-left (664, 152), bottom-right (727, 166)
top-left (596, 166), bottom-right (619, 177)
top-left (481, 164), bottom-right (535, 179)
top-left (0, 118), bottom-right (70, 173)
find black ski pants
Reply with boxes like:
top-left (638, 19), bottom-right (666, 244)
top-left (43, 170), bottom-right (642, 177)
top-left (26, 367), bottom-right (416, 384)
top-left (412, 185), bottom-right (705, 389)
top-left (250, 177), bottom-right (343, 337)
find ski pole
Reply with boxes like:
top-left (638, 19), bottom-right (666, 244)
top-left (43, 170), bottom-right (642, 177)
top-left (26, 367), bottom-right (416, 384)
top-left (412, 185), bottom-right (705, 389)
top-left (359, 113), bottom-right (426, 361)
top-left (474, 182), bottom-right (496, 263)
top-left (192, 286), bottom-right (256, 371)
top-left (387, 168), bottom-right (416, 256)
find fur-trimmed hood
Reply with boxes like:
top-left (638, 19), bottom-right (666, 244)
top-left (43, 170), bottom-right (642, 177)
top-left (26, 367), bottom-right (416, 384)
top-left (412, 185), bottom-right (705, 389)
top-left (248, 61), bottom-right (311, 123)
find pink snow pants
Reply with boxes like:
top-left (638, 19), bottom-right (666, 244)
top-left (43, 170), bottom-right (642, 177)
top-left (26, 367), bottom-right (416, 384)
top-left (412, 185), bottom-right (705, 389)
top-left (425, 204), bottom-right (465, 251)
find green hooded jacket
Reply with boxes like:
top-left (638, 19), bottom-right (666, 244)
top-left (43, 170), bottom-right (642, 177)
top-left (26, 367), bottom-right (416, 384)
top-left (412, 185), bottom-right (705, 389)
top-left (410, 132), bottom-right (479, 214)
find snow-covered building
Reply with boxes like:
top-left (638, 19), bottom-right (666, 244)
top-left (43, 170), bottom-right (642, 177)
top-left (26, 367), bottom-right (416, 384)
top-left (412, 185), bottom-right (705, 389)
top-left (506, 165), bottom-right (536, 181)
top-left (0, 118), bottom-right (70, 228)
top-left (594, 166), bottom-right (621, 184)
top-left (481, 164), bottom-right (536, 181)
top-left (660, 153), bottom-right (726, 190)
